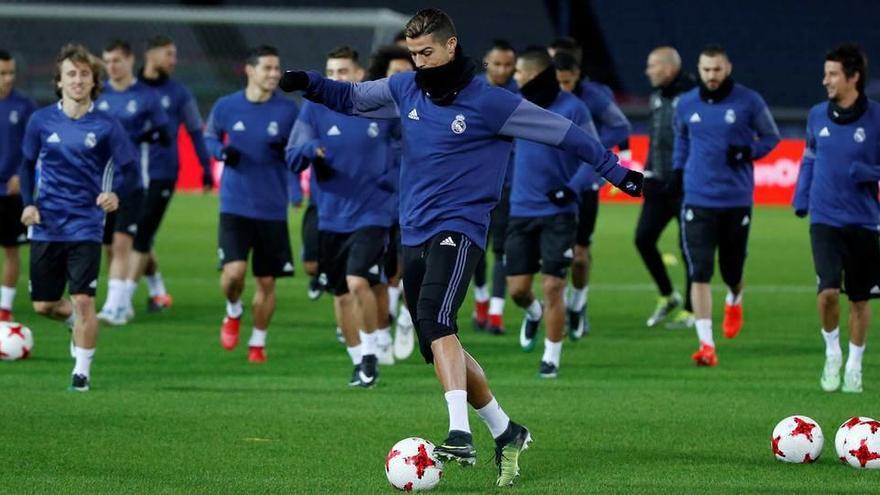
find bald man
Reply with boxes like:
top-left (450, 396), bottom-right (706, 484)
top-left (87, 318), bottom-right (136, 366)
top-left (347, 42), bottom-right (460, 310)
top-left (637, 47), bottom-right (697, 329)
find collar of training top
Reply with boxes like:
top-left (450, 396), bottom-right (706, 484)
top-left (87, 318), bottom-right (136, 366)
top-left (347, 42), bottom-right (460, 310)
top-left (414, 44), bottom-right (476, 106)
top-left (660, 71), bottom-right (696, 98)
top-left (828, 92), bottom-right (868, 125)
top-left (698, 76), bottom-right (734, 103)
top-left (138, 67), bottom-right (169, 87)
top-left (520, 67), bottom-right (560, 109)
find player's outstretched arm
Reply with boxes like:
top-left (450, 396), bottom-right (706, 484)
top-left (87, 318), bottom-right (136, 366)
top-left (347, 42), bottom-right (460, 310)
top-left (280, 70), bottom-right (400, 119)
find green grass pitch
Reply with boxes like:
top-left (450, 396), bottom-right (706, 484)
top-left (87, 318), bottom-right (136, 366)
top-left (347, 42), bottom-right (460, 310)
top-left (1, 195), bottom-right (877, 493)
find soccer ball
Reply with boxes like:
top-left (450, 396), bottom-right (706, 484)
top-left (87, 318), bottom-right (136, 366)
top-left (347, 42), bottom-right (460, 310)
top-left (842, 419), bottom-right (880, 469)
top-left (835, 417), bottom-right (876, 463)
top-left (771, 415), bottom-right (824, 463)
top-left (385, 437), bottom-right (443, 491)
top-left (0, 322), bottom-right (34, 361)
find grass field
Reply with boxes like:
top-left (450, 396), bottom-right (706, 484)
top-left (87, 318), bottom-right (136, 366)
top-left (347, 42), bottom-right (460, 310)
top-left (1, 195), bottom-right (878, 494)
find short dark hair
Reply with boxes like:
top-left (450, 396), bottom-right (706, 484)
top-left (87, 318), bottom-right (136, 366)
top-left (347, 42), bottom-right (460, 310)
top-left (327, 45), bottom-right (359, 64)
top-left (826, 43), bottom-right (868, 93)
top-left (519, 47), bottom-right (552, 72)
top-left (246, 45), bottom-right (279, 66)
top-left (552, 51), bottom-right (580, 73)
top-left (0, 49), bottom-right (12, 62)
top-left (700, 44), bottom-right (728, 59)
top-left (54, 43), bottom-right (103, 99)
top-left (550, 37), bottom-right (582, 64)
top-left (404, 8), bottom-right (456, 42)
top-left (487, 39), bottom-right (515, 55)
top-left (145, 35), bottom-right (174, 51)
top-left (104, 39), bottom-right (132, 56)
top-left (367, 44), bottom-right (413, 80)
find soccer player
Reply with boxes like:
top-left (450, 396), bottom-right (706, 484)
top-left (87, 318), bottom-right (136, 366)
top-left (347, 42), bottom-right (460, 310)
top-left (0, 49), bottom-right (35, 322)
top-left (793, 44), bottom-right (880, 393)
top-left (123, 35), bottom-right (213, 315)
top-left (638, 46), bottom-right (696, 329)
top-left (506, 48), bottom-right (598, 378)
top-left (205, 45), bottom-right (298, 363)
top-left (20, 44), bottom-right (137, 391)
top-left (279, 8), bottom-right (642, 486)
top-left (286, 46), bottom-right (397, 385)
top-left (674, 45), bottom-right (780, 366)
top-left (472, 39), bottom-right (517, 335)
top-left (95, 40), bottom-right (170, 326)
top-left (553, 49), bottom-right (631, 339)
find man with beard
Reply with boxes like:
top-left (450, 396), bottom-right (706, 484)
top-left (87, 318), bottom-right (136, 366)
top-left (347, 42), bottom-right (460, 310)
top-left (674, 45), bottom-right (780, 366)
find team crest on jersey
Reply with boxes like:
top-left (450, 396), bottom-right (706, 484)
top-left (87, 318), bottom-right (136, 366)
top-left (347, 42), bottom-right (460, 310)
top-left (724, 108), bottom-right (736, 124)
top-left (126, 100), bottom-right (138, 114)
top-left (161, 95), bottom-right (171, 109)
top-left (267, 121), bottom-right (279, 137)
top-left (84, 132), bottom-right (97, 148)
top-left (98, 100), bottom-right (110, 111)
top-left (9, 110), bottom-right (19, 124)
top-left (854, 127), bottom-right (866, 143)
top-left (367, 122), bottom-right (379, 138)
top-left (650, 95), bottom-right (661, 109)
top-left (451, 114), bottom-right (466, 134)
top-left (685, 208), bottom-right (694, 222)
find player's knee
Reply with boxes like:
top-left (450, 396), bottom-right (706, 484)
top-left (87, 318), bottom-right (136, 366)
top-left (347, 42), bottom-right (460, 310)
top-left (71, 295), bottom-right (94, 316)
top-left (222, 262), bottom-right (247, 283)
top-left (541, 275), bottom-right (566, 300)
top-left (818, 288), bottom-right (840, 305)
top-left (255, 277), bottom-right (275, 295)
top-left (32, 301), bottom-right (57, 316)
top-left (346, 275), bottom-right (370, 294)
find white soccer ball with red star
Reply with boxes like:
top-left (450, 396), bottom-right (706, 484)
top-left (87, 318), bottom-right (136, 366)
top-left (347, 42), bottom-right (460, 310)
top-left (0, 322), bottom-right (34, 361)
top-left (385, 437), bottom-right (443, 492)
top-left (835, 417), bottom-right (876, 463)
top-left (843, 419), bottom-right (880, 469)
top-left (771, 415), bottom-right (824, 463)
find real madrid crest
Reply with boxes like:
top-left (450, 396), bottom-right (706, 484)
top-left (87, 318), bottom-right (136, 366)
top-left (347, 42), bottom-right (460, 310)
top-left (451, 114), bottom-right (466, 134)
top-left (161, 95), bottom-right (171, 109)
top-left (267, 121), bottom-right (279, 137)
top-left (854, 127), bottom-right (866, 143)
top-left (367, 122), bottom-right (379, 138)
top-left (724, 108), bottom-right (736, 124)
top-left (84, 132), bottom-right (97, 148)
top-left (126, 99), bottom-right (138, 114)
top-left (9, 110), bottom-right (18, 124)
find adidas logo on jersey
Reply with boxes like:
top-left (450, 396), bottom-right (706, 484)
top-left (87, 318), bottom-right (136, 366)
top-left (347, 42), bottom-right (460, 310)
top-left (563, 248), bottom-right (574, 259)
top-left (818, 127), bottom-right (830, 137)
top-left (283, 262), bottom-right (294, 273)
top-left (47, 132), bottom-right (61, 143)
top-left (741, 215), bottom-right (750, 226)
top-left (89, 279), bottom-right (98, 289)
top-left (872, 285), bottom-right (880, 295)
top-left (689, 112), bottom-right (701, 123)
top-left (368, 265), bottom-right (380, 275)
top-left (233, 121), bottom-right (246, 131)
top-left (440, 236), bottom-right (457, 247)
top-left (408, 108), bottom-right (419, 120)
top-left (127, 224), bottom-right (138, 234)
top-left (327, 125), bottom-right (341, 136)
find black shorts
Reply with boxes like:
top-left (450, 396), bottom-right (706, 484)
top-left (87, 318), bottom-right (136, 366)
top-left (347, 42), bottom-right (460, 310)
top-left (133, 179), bottom-right (175, 253)
top-left (103, 188), bottom-right (145, 244)
top-left (576, 189), bottom-right (600, 247)
top-left (30, 241), bottom-right (101, 300)
top-left (505, 214), bottom-right (577, 278)
top-left (810, 223), bottom-right (880, 302)
top-left (385, 222), bottom-right (401, 280)
top-left (0, 195), bottom-right (27, 247)
top-left (488, 186), bottom-right (511, 255)
top-left (319, 226), bottom-right (388, 296)
top-left (402, 232), bottom-right (483, 363)
top-left (218, 213), bottom-right (294, 278)
top-left (681, 206), bottom-right (751, 284)
top-left (301, 202), bottom-right (319, 263)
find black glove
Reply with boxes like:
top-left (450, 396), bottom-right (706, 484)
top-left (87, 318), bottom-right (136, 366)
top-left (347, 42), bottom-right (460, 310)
top-left (545, 186), bottom-right (577, 206)
top-left (312, 156), bottom-right (335, 182)
top-left (269, 140), bottom-right (286, 160)
top-left (279, 70), bottom-right (310, 93)
top-left (617, 169), bottom-right (644, 197)
top-left (794, 209), bottom-right (807, 218)
top-left (726, 145), bottom-right (753, 166)
top-left (222, 146), bottom-right (241, 167)
top-left (136, 127), bottom-right (171, 146)
top-left (202, 171), bottom-right (214, 190)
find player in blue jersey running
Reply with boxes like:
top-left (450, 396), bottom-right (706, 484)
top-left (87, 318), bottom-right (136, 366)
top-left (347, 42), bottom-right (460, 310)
top-left (793, 44), bottom-right (880, 394)
top-left (0, 49), bottom-right (36, 322)
top-left (279, 9), bottom-right (642, 487)
top-left (20, 44), bottom-right (137, 392)
top-left (674, 45), bottom-right (780, 366)
top-left (205, 45), bottom-right (298, 364)
top-left (96, 40), bottom-right (170, 326)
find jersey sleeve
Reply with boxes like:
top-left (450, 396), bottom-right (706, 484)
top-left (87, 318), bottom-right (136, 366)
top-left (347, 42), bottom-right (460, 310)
top-left (566, 103), bottom-right (600, 192)
top-left (672, 105), bottom-right (689, 171)
top-left (303, 71), bottom-right (400, 119)
top-left (594, 94), bottom-right (631, 149)
top-left (285, 102), bottom-right (321, 172)
top-left (203, 101), bottom-right (226, 160)
top-left (21, 111), bottom-right (42, 162)
top-left (792, 115), bottom-right (815, 213)
top-left (108, 119), bottom-right (139, 196)
top-left (181, 91), bottom-right (213, 175)
top-left (749, 92), bottom-right (781, 160)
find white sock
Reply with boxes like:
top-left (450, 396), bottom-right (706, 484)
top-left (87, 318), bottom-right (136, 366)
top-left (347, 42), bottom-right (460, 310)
top-left (474, 285), bottom-right (489, 303)
top-left (526, 300), bottom-right (543, 321)
top-left (388, 286), bottom-right (401, 317)
top-left (821, 327), bottom-right (842, 358)
top-left (847, 341), bottom-right (865, 372)
top-left (476, 397), bottom-right (510, 439)
top-left (0, 285), bottom-right (16, 310)
top-left (542, 338), bottom-right (562, 367)
top-left (489, 296), bottom-right (505, 316)
top-left (570, 287), bottom-right (587, 311)
top-left (107, 278), bottom-right (125, 309)
top-left (725, 291), bottom-right (743, 306)
top-left (444, 389), bottom-right (470, 433)
top-left (695, 319), bottom-right (714, 347)
top-left (146, 272), bottom-right (167, 297)
top-left (376, 327), bottom-right (392, 347)
top-left (347, 344), bottom-right (362, 365)
top-left (123, 279), bottom-right (137, 308)
top-left (248, 328), bottom-right (267, 347)
top-left (360, 330), bottom-right (377, 356)
top-left (226, 299), bottom-right (243, 318)
top-left (72, 346), bottom-right (95, 378)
